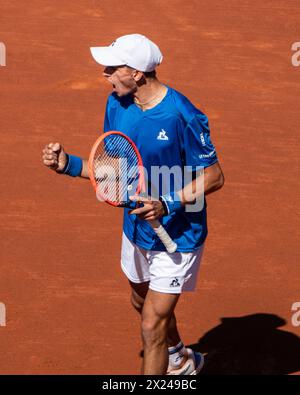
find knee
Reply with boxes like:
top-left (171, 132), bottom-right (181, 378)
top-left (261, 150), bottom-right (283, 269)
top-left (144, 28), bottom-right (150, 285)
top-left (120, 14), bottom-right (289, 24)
top-left (141, 317), bottom-right (169, 347)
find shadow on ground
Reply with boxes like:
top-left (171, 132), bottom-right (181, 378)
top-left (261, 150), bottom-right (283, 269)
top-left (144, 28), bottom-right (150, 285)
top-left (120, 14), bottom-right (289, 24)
top-left (189, 313), bottom-right (300, 375)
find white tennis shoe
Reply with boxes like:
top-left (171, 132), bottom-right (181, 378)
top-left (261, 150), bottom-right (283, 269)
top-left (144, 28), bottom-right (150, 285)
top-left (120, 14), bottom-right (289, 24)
top-left (167, 348), bottom-right (204, 375)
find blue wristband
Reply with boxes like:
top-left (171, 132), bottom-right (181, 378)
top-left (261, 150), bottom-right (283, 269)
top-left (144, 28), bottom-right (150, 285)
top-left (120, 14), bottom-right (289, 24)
top-left (62, 154), bottom-right (83, 177)
top-left (160, 191), bottom-right (182, 215)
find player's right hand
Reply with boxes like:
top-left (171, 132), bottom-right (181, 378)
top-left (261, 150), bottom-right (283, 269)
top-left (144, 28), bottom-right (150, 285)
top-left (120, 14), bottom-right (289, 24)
top-left (42, 142), bottom-right (68, 172)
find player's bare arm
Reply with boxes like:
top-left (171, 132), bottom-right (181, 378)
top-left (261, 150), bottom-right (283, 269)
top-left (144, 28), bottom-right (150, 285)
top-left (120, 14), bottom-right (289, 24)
top-left (129, 162), bottom-right (224, 221)
top-left (42, 142), bottom-right (89, 178)
top-left (180, 161), bottom-right (224, 206)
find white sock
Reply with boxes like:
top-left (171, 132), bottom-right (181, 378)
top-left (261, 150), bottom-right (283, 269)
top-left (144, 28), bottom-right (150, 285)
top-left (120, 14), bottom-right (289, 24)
top-left (168, 341), bottom-right (188, 369)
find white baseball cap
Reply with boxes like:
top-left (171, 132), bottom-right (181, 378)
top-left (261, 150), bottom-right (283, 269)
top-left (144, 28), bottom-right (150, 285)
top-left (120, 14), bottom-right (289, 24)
top-left (90, 34), bottom-right (163, 72)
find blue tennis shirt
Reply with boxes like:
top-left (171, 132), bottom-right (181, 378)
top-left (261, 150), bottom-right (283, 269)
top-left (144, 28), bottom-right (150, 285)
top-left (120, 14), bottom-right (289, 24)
top-left (103, 86), bottom-right (218, 252)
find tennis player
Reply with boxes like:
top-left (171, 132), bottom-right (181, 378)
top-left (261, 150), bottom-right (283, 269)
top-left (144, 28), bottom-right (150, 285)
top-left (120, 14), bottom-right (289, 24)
top-left (42, 34), bottom-right (224, 375)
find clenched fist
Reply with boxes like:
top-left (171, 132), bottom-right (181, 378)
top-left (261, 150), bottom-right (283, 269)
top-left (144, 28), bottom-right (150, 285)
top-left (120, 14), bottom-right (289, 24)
top-left (42, 142), bottom-right (67, 172)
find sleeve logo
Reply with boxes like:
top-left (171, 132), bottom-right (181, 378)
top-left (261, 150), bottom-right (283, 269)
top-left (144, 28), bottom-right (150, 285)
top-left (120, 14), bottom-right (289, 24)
top-left (200, 132), bottom-right (206, 146)
top-left (199, 150), bottom-right (215, 159)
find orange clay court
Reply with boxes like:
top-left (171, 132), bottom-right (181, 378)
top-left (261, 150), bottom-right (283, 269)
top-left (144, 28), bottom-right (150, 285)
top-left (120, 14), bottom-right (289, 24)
top-left (0, 0), bottom-right (299, 374)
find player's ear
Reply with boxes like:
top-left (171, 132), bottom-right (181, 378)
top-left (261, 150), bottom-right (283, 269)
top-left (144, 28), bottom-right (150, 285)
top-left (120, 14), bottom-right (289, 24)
top-left (131, 70), bottom-right (144, 82)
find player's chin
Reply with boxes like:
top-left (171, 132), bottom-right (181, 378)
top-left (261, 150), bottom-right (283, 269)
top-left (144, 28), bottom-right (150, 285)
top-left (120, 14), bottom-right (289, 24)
top-left (113, 85), bottom-right (135, 97)
top-left (114, 90), bottom-right (131, 97)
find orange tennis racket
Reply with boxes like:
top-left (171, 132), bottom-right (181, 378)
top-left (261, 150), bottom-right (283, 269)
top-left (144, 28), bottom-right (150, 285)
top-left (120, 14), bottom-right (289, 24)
top-left (88, 131), bottom-right (177, 253)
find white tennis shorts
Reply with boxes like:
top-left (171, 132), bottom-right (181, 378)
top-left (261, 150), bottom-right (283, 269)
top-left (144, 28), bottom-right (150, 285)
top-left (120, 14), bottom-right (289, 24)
top-left (121, 232), bottom-right (205, 294)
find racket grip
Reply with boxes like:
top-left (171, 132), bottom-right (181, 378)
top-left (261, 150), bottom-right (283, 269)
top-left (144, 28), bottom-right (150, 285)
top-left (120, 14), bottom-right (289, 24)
top-left (149, 220), bottom-right (177, 253)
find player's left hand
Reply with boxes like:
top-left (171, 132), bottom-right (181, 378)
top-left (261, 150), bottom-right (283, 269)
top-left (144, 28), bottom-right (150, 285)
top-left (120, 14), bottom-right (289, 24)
top-left (129, 195), bottom-right (165, 221)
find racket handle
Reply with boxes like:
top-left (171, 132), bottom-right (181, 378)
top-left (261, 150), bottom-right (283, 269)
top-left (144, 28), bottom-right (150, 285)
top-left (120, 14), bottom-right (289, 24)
top-left (149, 220), bottom-right (177, 253)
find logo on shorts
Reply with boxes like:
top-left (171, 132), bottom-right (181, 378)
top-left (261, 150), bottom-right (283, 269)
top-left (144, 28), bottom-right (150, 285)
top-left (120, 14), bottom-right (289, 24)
top-left (170, 277), bottom-right (180, 287)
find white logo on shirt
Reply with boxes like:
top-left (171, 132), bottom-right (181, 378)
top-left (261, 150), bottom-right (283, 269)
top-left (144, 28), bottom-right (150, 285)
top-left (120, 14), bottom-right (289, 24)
top-left (157, 129), bottom-right (169, 140)
top-left (199, 150), bottom-right (215, 159)
top-left (200, 132), bottom-right (206, 146)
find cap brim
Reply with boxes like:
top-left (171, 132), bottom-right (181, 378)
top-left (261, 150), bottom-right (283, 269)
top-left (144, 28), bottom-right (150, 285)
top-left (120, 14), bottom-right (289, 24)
top-left (90, 47), bottom-right (125, 67)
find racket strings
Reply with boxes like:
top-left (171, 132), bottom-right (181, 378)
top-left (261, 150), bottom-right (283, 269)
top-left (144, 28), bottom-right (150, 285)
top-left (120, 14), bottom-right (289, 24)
top-left (92, 134), bottom-right (140, 204)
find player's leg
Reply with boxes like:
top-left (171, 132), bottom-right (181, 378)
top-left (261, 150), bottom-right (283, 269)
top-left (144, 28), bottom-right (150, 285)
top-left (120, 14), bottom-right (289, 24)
top-left (130, 280), bottom-right (183, 353)
top-left (143, 245), bottom-right (205, 375)
top-left (141, 289), bottom-right (180, 375)
top-left (122, 233), bottom-right (202, 374)
top-left (130, 280), bottom-right (149, 313)
top-left (167, 313), bottom-right (181, 346)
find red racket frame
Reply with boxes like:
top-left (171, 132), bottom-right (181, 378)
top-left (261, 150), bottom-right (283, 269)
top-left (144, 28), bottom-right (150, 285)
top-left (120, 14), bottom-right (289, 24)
top-left (88, 131), bottom-right (146, 207)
